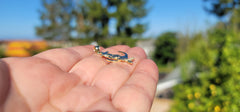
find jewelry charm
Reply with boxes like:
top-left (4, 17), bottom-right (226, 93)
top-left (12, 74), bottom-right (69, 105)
top-left (94, 46), bottom-right (134, 64)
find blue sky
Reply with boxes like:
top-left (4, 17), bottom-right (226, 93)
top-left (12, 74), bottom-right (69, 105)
top-left (0, 0), bottom-right (218, 40)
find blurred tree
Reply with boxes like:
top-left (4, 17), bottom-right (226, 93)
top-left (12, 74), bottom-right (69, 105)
top-left (36, 0), bottom-right (74, 40)
top-left (203, 0), bottom-right (240, 18)
top-left (230, 7), bottom-right (240, 32)
top-left (175, 34), bottom-right (190, 64)
top-left (75, 0), bottom-right (148, 41)
top-left (74, 0), bottom-right (109, 41)
top-left (36, 0), bottom-right (148, 41)
top-left (153, 32), bottom-right (177, 65)
top-left (108, 0), bottom-right (148, 37)
top-left (171, 28), bottom-right (240, 112)
top-left (203, 0), bottom-right (240, 32)
top-left (0, 48), bottom-right (5, 58)
top-left (171, 1), bottom-right (240, 111)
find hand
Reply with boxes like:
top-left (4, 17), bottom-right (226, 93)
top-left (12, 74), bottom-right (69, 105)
top-left (1, 45), bottom-right (159, 112)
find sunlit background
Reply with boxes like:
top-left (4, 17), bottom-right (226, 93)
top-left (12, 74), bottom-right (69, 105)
top-left (1, 0), bottom-right (240, 111)
top-left (0, 0), bottom-right (217, 40)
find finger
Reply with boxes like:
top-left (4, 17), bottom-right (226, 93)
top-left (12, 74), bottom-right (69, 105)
top-left (68, 54), bottom-right (107, 85)
top-left (68, 45), bottom-right (106, 85)
top-left (50, 84), bottom-right (109, 111)
top-left (34, 46), bottom-right (94, 72)
top-left (107, 45), bottom-right (130, 51)
top-left (0, 59), bottom-right (10, 104)
top-left (69, 45), bottom-right (98, 55)
top-left (112, 59), bottom-right (159, 112)
top-left (92, 47), bottom-right (147, 97)
top-left (84, 98), bottom-right (119, 112)
top-left (3, 57), bottom-right (79, 110)
top-left (68, 45), bottom-right (129, 85)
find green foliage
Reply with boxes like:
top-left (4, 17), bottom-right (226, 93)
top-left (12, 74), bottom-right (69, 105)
top-left (0, 48), bottom-right (6, 58)
top-left (110, 0), bottom-right (148, 37)
top-left (98, 37), bottom-right (138, 48)
top-left (203, 0), bottom-right (240, 17)
top-left (73, 38), bottom-right (94, 45)
top-left (29, 49), bottom-right (47, 56)
top-left (204, 0), bottom-right (240, 32)
top-left (37, 0), bottom-right (148, 41)
top-left (36, 0), bottom-right (74, 40)
top-left (153, 32), bottom-right (177, 65)
top-left (171, 28), bottom-right (240, 111)
top-left (158, 64), bottom-right (175, 74)
top-left (75, 0), bottom-right (109, 41)
top-left (229, 8), bottom-right (240, 32)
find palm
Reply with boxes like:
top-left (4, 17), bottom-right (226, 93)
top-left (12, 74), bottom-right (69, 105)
top-left (3, 45), bottom-right (158, 112)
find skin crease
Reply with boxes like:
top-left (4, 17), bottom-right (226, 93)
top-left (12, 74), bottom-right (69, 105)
top-left (0, 45), bottom-right (159, 112)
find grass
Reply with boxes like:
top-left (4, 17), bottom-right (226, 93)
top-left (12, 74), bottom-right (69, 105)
top-left (158, 64), bottom-right (175, 74)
